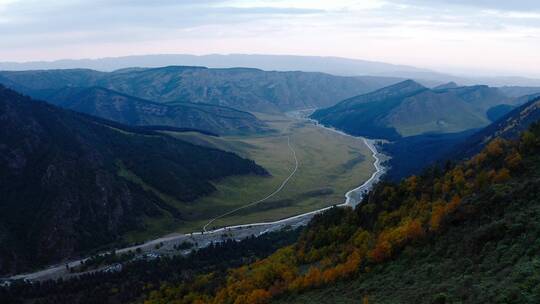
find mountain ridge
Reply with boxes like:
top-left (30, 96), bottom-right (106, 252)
top-left (311, 80), bottom-right (514, 140)
top-left (0, 66), bottom-right (403, 113)
top-left (451, 95), bottom-right (540, 159)
top-left (2, 54), bottom-right (540, 86)
top-left (0, 85), bottom-right (267, 274)
top-left (38, 86), bottom-right (269, 135)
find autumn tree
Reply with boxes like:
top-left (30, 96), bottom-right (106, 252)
top-left (486, 138), bottom-right (505, 157)
top-left (369, 240), bottom-right (392, 263)
top-left (493, 168), bottom-right (511, 183)
top-left (245, 289), bottom-right (271, 304)
top-left (505, 151), bottom-right (522, 170)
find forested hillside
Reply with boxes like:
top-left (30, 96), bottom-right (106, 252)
top-left (453, 96), bottom-right (540, 159)
top-left (0, 230), bottom-right (301, 304)
top-left (0, 86), bottom-right (266, 275)
top-left (139, 121), bottom-right (540, 303)
top-left (382, 96), bottom-right (540, 181)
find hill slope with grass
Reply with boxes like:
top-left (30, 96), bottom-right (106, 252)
top-left (0, 66), bottom-right (401, 113)
top-left (311, 80), bottom-right (514, 140)
top-left (0, 85), bottom-right (266, 275)
top-left (452, 96), bottom-right (540, 159)
top-left (39, 86), bottom-right (269, 135)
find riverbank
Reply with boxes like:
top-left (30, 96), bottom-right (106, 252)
top-left (4, 111), bottom-right (387, 283)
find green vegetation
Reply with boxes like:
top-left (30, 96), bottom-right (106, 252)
top-left (486, 104), bottom-right (515, 121)
top-left (312, 80), bottom-right (512, 139)
top-left (0, 66), bottom-right (393, 113)
top-left (40, 86), bottom-right (269, 136)
top-left (140, 122), bottom-right (540, 304)
top-left (0, 86), bottom-right (265, 274)
top-left (71, 251), bottom-right (135, 273)
top-left (124, 112), bottom-right (375, 241)
top-left (279, 175), bottom-right (540, 303)
top-left (0, 229), bottom-right (301, 304)
top-left (197, 114), bottom-right (373, 229)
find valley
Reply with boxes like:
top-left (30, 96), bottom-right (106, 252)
top-left (3, 109), bottom-right (385, 283)
top-left (120, 111), bottom-right (378, 242)
top-left (3, 1), bottom-right (540, 303)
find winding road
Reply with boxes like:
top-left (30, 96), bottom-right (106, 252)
top-left (4, 112), bottom-right (386, 283)
top-left (203, 136), bottom-right (299, 232)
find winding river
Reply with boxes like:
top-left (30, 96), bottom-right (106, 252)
top-left (5, 110), bottom-right (387, 283)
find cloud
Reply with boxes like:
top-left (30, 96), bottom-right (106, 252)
top-left (0, 0), bottom-right (538, 77)
top-left (391, 0), bottom-right (540, 12)
top-left (0, 0), bottom-right (323, 35)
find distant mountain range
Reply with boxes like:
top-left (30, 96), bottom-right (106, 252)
top-left (0, 54), bottom-right (426, 75)
top-left (2, 54), bottom-right (540, 87)
top-left (0, 85), bottom-right (266, 274)
top-left (499, 86), bottom-right (540, 98)
top-left (0, 66), bottom-right (402, 113)
top-left (311, 80), bottom-right (518, 140)
top-left (35, 86), bottom-right (269, 135)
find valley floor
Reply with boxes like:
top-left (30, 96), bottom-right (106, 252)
top-left (4, 111), bottom-right (385, 283)
top-left (123, 112), bottom-right (377, 242)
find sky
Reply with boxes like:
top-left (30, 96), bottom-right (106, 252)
top-left (0, 0), bottom-right (539, 77)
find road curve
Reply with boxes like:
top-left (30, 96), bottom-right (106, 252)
top-left (4, 112), bottom-right (386, 283)
top-left (202, 136), bottom-right (299, 232)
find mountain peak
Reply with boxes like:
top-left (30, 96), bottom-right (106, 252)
top-left (365, 79), bottom-right (425, 97)
top-left (434, 81), bottom-right (459, 90)
top-left (394, 79), bottom-right (425, 89)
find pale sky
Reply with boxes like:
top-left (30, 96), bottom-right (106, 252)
top-left (1, 0), bottom-right (539, 77)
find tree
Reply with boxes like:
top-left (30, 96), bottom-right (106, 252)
top-left (493, 168), bottom-right (511, 183)
top-left (352, 230), bottom-right (372, 252)
top-left (363, 295), bottom-right (370, 304)
top-left (245, 289), bottom-right (271, 304)
top-left (475, 170), bottom-right (490, 190)
top-left (342, 250), bottom-right (361, 276)
top-left (486, 138), bottom-right (505, 157)
top-left (369, 240), bottom-right (392, 263)
top-left (521, 131), bottom-right (537, 151)
top-left (406, 176), bottom-right (419, 192)
top-left (452, 167), bottom-right (465, 190)
top-left (322, 267), bottom-right (339, 284)
top-left (303, 267), bottom-right (323, 288)
top-left (430, 204), bottom-right (446, 232)
top-left (505, 152), bottom-right (522, 170)
top-left (404, 219), bottom-right (425, 241)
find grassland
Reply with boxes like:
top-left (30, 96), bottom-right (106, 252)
top-left (122, 112), bottom-right (375, 242)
